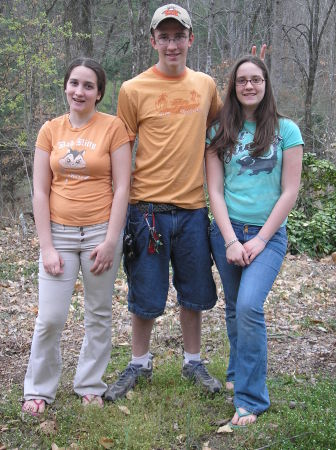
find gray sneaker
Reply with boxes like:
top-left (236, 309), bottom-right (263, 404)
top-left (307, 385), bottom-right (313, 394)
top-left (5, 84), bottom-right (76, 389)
top-left (182, 360), bottom-right (222, 393)
top-left (104, 360), bottom-right (153, 402)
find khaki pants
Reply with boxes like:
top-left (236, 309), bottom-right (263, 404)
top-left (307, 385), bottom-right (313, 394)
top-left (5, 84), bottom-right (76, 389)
top-left (24, 222), bottom-right (123, 403)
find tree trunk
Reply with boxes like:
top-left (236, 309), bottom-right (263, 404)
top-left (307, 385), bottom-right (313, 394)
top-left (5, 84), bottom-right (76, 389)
top-left (270, 0), bottom-right (284, 99)
top-left (127, 0), bottom-right (150, 77)
top-left (205, 0), bottom-right (215, 74)
top-left (64, 0), bottom-right (94, 65)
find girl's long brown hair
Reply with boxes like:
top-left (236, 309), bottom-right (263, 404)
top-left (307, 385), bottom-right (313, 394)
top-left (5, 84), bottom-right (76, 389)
top-left (208, 55), bottom-right (282, 161)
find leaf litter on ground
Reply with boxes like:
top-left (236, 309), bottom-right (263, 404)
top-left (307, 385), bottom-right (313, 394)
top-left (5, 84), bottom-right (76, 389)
top-left (0, 222), bottom-right (335, 389)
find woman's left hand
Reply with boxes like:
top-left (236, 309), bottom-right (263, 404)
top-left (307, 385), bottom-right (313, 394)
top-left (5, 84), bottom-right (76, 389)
top-left (243, 236), bottom-right (266, 263)
top-left (90, 241), bottom-right (115, 275)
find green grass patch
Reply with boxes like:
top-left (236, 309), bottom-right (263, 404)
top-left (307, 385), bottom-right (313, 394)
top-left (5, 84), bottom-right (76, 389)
top-left (0, 260), bottom-right (38, 283)
top-left (1, 349), bottom-right (335, 449)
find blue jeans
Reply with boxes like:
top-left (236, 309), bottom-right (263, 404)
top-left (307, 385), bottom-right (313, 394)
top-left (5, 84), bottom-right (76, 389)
top-left (210, 220), bottom-right (287, 415)
top-left (124, 204), bottom-right (217, 318)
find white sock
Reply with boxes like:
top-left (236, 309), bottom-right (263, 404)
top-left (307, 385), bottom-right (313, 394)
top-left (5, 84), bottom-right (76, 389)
top-left (183, 351), bottom-right (201, 365)
top-left (131, 352), bottom-right (151, 368)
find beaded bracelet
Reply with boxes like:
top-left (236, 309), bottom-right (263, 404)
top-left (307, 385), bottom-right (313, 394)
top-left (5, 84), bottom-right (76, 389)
top-left (225, 238), bottom-right (238, 249)
top-left (257, 234), bottom-right (268, 245)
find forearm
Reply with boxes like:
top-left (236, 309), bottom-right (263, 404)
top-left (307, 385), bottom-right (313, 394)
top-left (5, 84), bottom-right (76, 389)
top-left (104, 185), bottom-right (129, 250)
top-left (259, 145), bottom-right (303, 242)
top-left (33, 191), bottom-right (54, 251)
top-left (258, 190), bottom-right (299, 241)
top-left (209, 191), bottom-right (237, 244)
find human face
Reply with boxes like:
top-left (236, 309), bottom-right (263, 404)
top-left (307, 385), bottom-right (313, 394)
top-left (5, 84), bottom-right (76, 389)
top-left (65, 66), bottom-right (101, 117)
top-left (235, 62), bottom-right (266, 119)
top-left (151, 20), bottom-right (194, 76)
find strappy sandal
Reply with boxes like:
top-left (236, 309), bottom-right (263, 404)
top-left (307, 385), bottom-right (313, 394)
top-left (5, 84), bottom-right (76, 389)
top-left (82, 394), bottom-right (104, 408)
top-left (22, 399), bottom-right (46, 417)
top-left (230, 407), bottom-right (257, 428)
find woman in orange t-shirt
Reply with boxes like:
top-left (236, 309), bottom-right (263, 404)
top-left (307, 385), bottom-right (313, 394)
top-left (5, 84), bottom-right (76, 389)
top-left (22, 58), bottom-right (131, 415)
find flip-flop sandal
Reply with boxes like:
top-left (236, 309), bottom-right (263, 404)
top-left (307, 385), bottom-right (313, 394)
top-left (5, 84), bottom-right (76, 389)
top-left (82, 394), bottom-right (104, 408)
top-left (22, 399), bottom-right (45, 417)
top-left (229, 407), bottom-right (257, 429)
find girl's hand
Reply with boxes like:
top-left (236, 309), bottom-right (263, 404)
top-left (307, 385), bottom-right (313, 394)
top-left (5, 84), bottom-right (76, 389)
top-left (226, 241), bottom-right (250, 266)
top-left (90, 241), bottom-right (115, 275)
top-left (243, 236), bottom-right (266, 263)
top-left (41, 247), bottom-right (64, 276)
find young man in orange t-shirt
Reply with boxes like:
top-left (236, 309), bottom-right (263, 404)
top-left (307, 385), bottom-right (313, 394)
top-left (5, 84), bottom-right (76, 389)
top-left (104, 4), bottom-right (223, 402)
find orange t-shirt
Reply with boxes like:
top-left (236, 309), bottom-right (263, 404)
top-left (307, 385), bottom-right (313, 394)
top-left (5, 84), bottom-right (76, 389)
top-left (36, 112), bottom-right (130, 226)
top-left (117, 66), bottom-right (222, 209)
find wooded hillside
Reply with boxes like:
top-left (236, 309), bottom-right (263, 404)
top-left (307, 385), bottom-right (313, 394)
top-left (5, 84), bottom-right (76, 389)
top-left (1, 0), bottom-right (336, 229)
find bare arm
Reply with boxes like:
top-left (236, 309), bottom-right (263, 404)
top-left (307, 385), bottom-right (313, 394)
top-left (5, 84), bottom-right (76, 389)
top-left (90, 142), bottom-right (132, 275)
top-left (244, 145), bottom-right (303, 261)
top-left (33, 148), bottom-right (64, 275)
top-left (205, 150), bottom-right (249, 266)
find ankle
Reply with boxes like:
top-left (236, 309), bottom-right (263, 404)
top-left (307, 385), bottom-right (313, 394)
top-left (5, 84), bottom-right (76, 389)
top-left (131, 352), bottom-right (152, 368)
top-left (183, 351), bottom-right (201, 365)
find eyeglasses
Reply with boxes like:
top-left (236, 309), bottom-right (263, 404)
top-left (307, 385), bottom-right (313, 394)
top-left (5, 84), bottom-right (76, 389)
top-left (235, 76), bottom-right (265, 86)
top-left (157, 35), bottom-right (188, 46)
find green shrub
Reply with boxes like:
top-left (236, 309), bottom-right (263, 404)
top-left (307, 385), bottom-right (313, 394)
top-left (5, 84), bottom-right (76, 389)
top-left (287, 153), bottom-right (336, 257)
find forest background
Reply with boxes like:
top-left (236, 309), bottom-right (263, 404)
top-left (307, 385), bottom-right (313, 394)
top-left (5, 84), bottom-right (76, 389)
top-left (0, 0), bottom-right (336, 257)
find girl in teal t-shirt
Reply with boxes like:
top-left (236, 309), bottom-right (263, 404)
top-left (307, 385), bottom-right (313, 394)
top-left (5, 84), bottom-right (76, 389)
top-left (206, 55), bottom-right (303, 427)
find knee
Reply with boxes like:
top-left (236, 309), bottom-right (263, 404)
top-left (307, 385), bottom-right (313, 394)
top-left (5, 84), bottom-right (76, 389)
top-left (36, 313), bottom-right (66, 335)
top-left (236, 301), bottom-right (263, 324)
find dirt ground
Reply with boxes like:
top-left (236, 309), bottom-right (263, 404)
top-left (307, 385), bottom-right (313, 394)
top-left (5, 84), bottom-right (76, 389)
top-left (1, 223), bottom-right (335, 390)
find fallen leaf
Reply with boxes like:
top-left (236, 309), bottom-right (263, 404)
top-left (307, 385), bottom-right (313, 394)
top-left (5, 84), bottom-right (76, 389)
top-left (99, 437), bottom-right (114, 449)
top-left (202, 441), bottom-right (212, 450)
top-left (117, 405), bottom-right (130, 415)
top-left (74, 280), bottom-right (83, 293)
top-left (51, 444), bottom-right (65, 450)
top-left (0, 443), bottom-right (7, 450)
top-left (0, 426), bottom-right (9, 432)
top-left (30, 306), bottom-right (39, 315)
top-left (177, 434), bottom-right (187, 442)
top-left (125, 390), bottom-right (134, 400)
top-left (39, 420), bottom-right (57, 435)
top-left (217, 424), bottom-right (233, 433)
top-left (332, 252), bottom-right (336, 263)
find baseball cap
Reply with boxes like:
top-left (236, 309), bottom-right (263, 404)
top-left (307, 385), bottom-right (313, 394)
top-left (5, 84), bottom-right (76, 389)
top-left (150, 4), bottom-right (192, 30)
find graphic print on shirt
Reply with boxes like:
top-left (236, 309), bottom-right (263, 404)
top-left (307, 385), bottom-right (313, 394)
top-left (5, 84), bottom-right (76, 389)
top-left (155, 89), bottom-right (201, 116)
top-left (59, 148), bottom-right (86, 169)
top-left (236, 132), bottom-right (282, 176)
top-left (57, 147), bottom-right (90, 182)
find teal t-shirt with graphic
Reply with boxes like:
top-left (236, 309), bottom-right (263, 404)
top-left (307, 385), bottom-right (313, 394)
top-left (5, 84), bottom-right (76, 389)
top-left (207, 118), bottom-right (304, 226)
